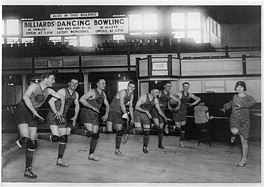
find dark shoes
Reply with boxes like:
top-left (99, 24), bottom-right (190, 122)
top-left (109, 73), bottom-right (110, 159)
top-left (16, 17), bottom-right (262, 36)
top-left (16, 140), bottom-right (22, 148)
top-left (143, 146), bottom-right (148, 154)
top-left (158, 145), bottom-right (165, 149)
top-left (24, 167), bottom-right (37, 179)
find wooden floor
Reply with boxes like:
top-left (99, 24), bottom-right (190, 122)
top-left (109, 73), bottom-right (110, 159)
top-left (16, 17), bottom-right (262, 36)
top-left (1, 132), bottom-right (262, 184)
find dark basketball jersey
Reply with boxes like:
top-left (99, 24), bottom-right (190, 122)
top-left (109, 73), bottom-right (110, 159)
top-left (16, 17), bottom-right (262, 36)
top-left (140, 94), bottom-right (155, 112)
top-left (110, 89), bottom-right (132, 111)
top-left (159, 90), bottom-right (170, 107)
top-left (86, 89), bottom-right (105, 110)
top-left (55, 88), bottom-right (77, 115)
top-left (29, 83), bottom-right (50, 109)
top-left (179, 91), bottom-right (190, 110)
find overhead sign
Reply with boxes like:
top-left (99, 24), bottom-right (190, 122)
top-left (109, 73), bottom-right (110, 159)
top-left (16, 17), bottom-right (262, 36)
top-left (22, 18), bottom-right (128, 37)
top-left (50, 12), bottom-right (99, 18)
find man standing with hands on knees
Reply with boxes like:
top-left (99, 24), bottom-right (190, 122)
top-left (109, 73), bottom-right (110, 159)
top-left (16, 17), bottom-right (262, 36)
top-left (38, 77), bottom-right (80, 167)
top-left (134, 86), bottom-right (171, 154)
top-left (151, 81), bottom-right (181, 149)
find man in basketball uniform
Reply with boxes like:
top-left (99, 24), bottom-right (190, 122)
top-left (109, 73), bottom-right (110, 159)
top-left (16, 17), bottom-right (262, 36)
top-left (151, 81), bottom-right (181, 149)
top-left (134, 87), bottom-right (170, 154)
top-left (174, 82), bottom-right (200, 147)
top-left (79, 79), bottom-right (110, 161)
top-left (14, 72), bottom-right (65, 178)
top-left (106, 81), bottom-right (136, 156)
top-left (38, 78), bottom-right (80, 167)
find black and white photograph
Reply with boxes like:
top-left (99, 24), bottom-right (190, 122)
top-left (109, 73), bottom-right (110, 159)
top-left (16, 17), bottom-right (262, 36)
top-left (1, 0), bottom-right (262, 186)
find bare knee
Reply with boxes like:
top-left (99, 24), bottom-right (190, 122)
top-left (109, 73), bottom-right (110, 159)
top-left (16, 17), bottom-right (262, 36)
top-left (106, 122), bottom-right (113, 131)
top-left (230, 128), bottom-right (239, 135)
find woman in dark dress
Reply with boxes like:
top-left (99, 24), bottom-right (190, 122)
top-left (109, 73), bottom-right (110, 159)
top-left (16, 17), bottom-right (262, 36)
top-left (220, 81), bottom-right (256, 167)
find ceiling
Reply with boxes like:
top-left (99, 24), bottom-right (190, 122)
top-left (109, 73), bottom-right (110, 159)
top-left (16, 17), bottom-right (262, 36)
top-left (2, 5), bottom-right (261, 24)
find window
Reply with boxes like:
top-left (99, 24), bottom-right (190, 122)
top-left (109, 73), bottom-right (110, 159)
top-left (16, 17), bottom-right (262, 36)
top-left (22, 37), bottom-right (34, 44)
top-left (113, 35), bottom-right (125, 41)
top-left (209, 18), bottom-right (211, 31)
top-left (6, 37), bottom-right (19, 44)
top-left (187, 31), bottom-right (201, 43)
top-left (212, 20), bottom-right (215, 34)
top-left (129, 14), bottom-right (142, 31)
top-left (80, 35), bottom-right (92, 47)
top-left (173, 31), bottom-right (185, 38)
top-left (206, 18), bottom-right (210, 32)
top-left (129, 13), bottom-right (158, 35)
top-left (49, 36), bottom-right (62, 43)
top-left (143, 14), bottom-right (158, 34)
top-left (65, 36), bottom-right (77, 46)
top-left (171, 13), bottom-right (185, 29)
top-left (216, 23), bottom-right (221, 38)
top-left (187, 12), bottom-right (201, 29)
top-left (6, 19), bottom-right (19, 35)
top-left (216, 23), bottom-right (219, 36)
top-left (171, 12), bottom-right (202, 43)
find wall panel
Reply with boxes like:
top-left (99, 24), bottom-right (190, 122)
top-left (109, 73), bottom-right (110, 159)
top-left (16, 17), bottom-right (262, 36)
top-left (82, 55), bottom-right (127, 67)
top-left (2, 58), bottom-right (32, 69)
top-left (181, 58), bottom-right (242, 76)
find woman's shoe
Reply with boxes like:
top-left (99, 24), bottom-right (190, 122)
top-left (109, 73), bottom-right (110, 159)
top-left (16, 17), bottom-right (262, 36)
top-left (237, 161), bottom-right (247, 167)
top-left (230, 136), bottom-right (236, 144)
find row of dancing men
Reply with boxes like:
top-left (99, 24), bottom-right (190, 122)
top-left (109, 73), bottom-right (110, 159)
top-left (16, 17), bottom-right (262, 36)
top-left (14, 72), bottom-right (256, 178)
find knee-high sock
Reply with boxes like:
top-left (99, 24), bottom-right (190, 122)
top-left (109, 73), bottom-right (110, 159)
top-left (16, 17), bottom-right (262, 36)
top-left (89, 133), bottom-right (99, 155)
top-left (180, 131), bottom-right (185, 141)
top-left (158, 128), bottom-right (164, 146)
top-left (25, 140), bottom-right (36, 169)
top-left (58, 143), bottom-right (66, 159)
top-left (116, 135), bottom-right (122, 149)
top-left (89, 139), bottom-right (97, 155)
top-left (25, 149), bottom-right (34, 169)
top-left (116, 130), bottom-right (123, 149)
top-left (143, 131), bottom-right (150, 147)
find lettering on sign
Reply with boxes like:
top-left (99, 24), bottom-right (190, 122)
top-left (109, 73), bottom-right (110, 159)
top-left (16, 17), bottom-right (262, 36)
top-left (22, 18), bottom-right (128, 37)
top-left (50, 12), bottom-right (99, 18)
